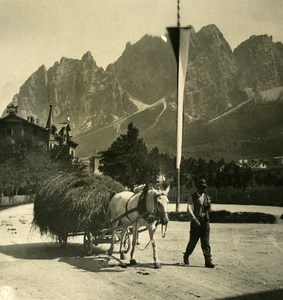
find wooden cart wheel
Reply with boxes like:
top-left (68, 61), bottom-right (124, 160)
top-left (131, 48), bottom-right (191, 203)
top-left (123, 230), bottom-right (131, 254)
top-left (58, 235), bottom-right (67, 248)
top-left (83, 231), bottom-right (93, 255)
top-left (93, 235), bottom-right (99, 246)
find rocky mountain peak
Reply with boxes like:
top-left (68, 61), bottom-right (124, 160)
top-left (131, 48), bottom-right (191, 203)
top-left (236, 34), bottom-right (273, 48)
top-left (111, 34), bottom-right (176, 104)
top-left (82, 51), bottom-right (94, 61)
top-left (199, 24), bottom-right (222, 36)
top-left (234, 34), bottom-right (283, 90)
top-left (5, 25), bottom-right (283, 159)
top-left (59, 56), bottom-right (75, 64)
top-left (38, 64), bottom-right (47, 73)
top-left (196, 24), bottom-right (233, 56)
top-left (185, 24), bottom-right (240, 119)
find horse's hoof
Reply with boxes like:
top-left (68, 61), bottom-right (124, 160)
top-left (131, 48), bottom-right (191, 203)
top-left (130, 259), bottom-right (137, 265)
top-left (107, 249), bottom-right (113, 256)
top-left (120, 252), bottom-right (126, 260)
top-left (86, 250), bottom-right (93, 256)
top-left (154, 262), bottom-right (161, 269)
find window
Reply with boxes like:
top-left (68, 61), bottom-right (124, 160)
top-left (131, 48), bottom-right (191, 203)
top-left (6, 128), bottom-right (13, 136)
top-left (14, 129), bottom-right (22, 136)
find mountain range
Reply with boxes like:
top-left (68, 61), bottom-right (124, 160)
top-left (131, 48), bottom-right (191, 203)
top-left (5, 24), bottom-right (283, 160)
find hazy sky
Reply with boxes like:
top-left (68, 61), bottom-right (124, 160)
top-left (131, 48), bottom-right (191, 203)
top-left (0, 0), bottom-right (282, 114)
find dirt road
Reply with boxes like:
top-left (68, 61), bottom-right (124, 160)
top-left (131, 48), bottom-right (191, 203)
top-left (0, 204), bottom-right (282, 299)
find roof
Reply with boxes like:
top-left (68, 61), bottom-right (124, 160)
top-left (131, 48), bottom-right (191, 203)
top-left (0, 113), bottom-right (47, 130)
top-left (67, 140), bottom-right (78, 148)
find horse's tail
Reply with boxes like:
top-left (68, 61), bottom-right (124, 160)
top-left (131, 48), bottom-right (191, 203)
top-left (105, 208), bottom-right (111, 227)
top-left (105, 192), bottom-right (116, 226)
top-left (108, 191), bottom-right (116, 204)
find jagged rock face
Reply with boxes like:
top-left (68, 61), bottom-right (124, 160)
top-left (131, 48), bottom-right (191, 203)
top-left (185, 25), bottom-right (244, 119)
top-left (6, 24), bottom-right (283, 158)
top-left (12, 65), bottom-right (49, 124)
top-left (234, 35), bottom-right (283, 90)
top-left (12, 52), bottom-right (136, 135)
top-left (112, 25), bottom-right (246, 120)
top-left (109, 35), bottom-right (176, 104)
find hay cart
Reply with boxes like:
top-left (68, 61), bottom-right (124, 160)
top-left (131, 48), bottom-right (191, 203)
top-left (56, 220), bottom-right (132, 255)
top-left (56, 205), bottom-right (141, 255)
top-left (33, 173), bottom-right (129, 255)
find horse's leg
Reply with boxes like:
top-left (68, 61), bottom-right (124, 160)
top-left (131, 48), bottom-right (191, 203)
top-left (130, 222), bottom-right (138, 265)
top-left (119, 227), bottom-right (128, 260)
top-left (136, 230), bottom-right (140, 245)
top-left (148, 224), bottom-right (160, 269)
top-left (108, 221), bottom-right (118, 256)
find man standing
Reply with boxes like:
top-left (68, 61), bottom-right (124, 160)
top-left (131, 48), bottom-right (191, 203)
top-left (183, 179), bottom-right (215, 268)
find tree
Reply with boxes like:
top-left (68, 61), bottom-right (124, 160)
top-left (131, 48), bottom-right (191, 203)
top-left (99, 122), bottom-right (159, 189)
top-left (213, 161), bottom-right (252, 190)
top-left (0, 140), bottom-right (81, 196)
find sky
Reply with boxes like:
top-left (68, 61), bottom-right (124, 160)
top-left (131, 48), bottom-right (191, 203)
top-left (0, 0), bottom-right (282, 114)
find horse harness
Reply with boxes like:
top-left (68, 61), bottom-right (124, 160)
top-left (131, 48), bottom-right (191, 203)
top-left (109, 188), bottom-right (166, 226)
top-left (124, 189), bottom-right (165, 224)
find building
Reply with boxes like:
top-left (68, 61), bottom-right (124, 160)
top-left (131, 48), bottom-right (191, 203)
top-left (80, 154), bottom-right (102, 175)
top-left (0, 104), bottom-right (49, 149)
top-left (273, 157), bottom-right (283, 166)
top-left (45, 105), bottom-right (78, 158)
top-left (0, 103), bottom-right (78, 157)
top-left (238, 158), bottom-right (268, 169)
top-left (238, 156), bottom-right (283, 187)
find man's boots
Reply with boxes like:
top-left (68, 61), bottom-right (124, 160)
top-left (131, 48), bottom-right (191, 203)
top-left (183, 253), bottom-right (189, 265)
top-left (205, 259), bottom-right (215, 268)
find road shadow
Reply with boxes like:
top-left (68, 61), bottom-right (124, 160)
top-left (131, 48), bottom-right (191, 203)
top-left (59, 253), bottom-right (207, 273)
top-left (0, 242), bottom-right (85, 259)
top-left (59, 255), bottom-right (127, 273)
top-left (0, 241), bottom-right (205, 273)
top-left (0, 241), bottom-right (132, 273)
top-left (59, 256), bottom-right (185, 273)
top-left (124, 261), bottom-right (206, 269)
top-left (220, 288), bottom-right (283, 300)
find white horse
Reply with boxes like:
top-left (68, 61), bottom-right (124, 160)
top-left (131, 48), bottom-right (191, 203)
top-left (107, 184), bottom-right (170, 269)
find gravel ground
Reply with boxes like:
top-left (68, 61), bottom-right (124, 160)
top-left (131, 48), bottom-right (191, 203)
top-left (0, 204), bottom-right (282, 300)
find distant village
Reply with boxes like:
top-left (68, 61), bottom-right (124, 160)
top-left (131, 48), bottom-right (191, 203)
top-left (1, 103), bottom-right (282, 177)
top-left (0, 103), bottom-right (101, 175)
top-left (0, 103), bottom-right (282, 208)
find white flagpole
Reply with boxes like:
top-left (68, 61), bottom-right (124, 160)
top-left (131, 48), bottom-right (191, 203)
top-left (167, 3), bottom-right (191, 212)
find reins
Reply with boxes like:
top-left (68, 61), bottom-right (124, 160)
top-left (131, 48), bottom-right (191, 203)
top-left (136, 219), bottom-right (167, 252)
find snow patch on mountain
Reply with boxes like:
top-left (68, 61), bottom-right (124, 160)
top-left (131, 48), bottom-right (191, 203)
top-left (259, 87), bottom-right (283, 102)
top-left (143, 98), bottom-right (167, 132)
top-left (207, 98), bottom-right (252, 124)
top-left (129, 96), bottom-right (151, 111)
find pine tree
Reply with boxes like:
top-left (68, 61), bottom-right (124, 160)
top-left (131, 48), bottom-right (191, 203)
top-left (99, 122), bottom-right (158, 189)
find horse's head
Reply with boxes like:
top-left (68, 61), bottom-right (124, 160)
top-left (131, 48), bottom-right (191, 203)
top-left (150, 185), bottom-right (170, 226)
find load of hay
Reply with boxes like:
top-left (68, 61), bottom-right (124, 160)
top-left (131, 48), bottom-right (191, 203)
top-left (33, 172), bottom-right (124, 238)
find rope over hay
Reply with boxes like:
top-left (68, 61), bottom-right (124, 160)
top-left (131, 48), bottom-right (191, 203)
top-left (33, 172), bottom-right (124, 238)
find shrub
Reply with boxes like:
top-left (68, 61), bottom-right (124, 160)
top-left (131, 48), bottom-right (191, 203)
top-left (168, 210), bottom-right (276, 224)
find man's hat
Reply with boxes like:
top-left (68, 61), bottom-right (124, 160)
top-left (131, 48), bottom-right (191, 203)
top-left (197, 179), bottom-right (207, 188)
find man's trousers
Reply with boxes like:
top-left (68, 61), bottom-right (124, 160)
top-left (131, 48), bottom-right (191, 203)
top-left (184, 218), bottom-right (212, 262)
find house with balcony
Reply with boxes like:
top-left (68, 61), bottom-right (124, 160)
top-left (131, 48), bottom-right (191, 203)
top-left (0, 103), bottom-right (78, 158)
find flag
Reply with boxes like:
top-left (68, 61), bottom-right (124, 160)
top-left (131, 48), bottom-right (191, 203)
top-left (167, 26), bottom-right (191, 170)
